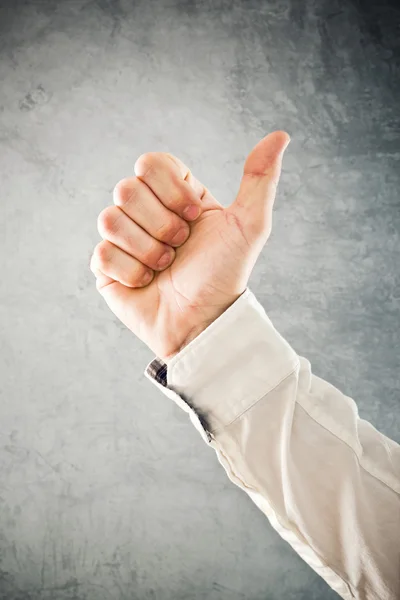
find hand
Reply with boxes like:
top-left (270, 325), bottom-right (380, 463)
top-left (90, 131), bottom-right (290, 362)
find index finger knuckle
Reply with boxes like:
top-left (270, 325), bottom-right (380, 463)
top-left (94, 241), bottom-right (112, 267)
top-left (134, 152), bottom-right (160, 177)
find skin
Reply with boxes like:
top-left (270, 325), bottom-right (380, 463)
top-left (90, 130), bottom-right (290, 362)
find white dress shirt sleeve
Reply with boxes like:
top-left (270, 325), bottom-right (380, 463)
top-left (144, 287), bottom-right (400, 600)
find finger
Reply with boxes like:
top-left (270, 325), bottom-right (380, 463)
top-left (89, 260), bottom-right (145, 335)
top-left (165, 153), bottom-right (207, 199)
top-left (168, 154), bottom-right (223, 212)
top-left (97, 206), bottom-right (175, 272)
top-left (90, 262), bottom-right (116, 291)
top-left (134, 152), bottom-right (204, 222)
top-left (91, 240), bottom-right (154, 288)
top-left (113, 177), bottom-right (190, 248)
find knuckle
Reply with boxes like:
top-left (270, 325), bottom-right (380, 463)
top-left (136, 152), bottom-right (152, 163)
top-left (148, 241), bottom-right (162, 262)
top-left (113, 178), bottom-right (138, 207)
top-left (126, 272), bottom-right (138, 287)
top-left (94, 241), bottom-right (111, 266)
top-left (155, 220), bottom-right (179, 242)
top-left (129, 266), bottom-right (148, 287)
top-left (148, 241), bottom-right (170, 268)
top-left (97, 206), bottom-right (120, 236)
top-left (171, 192), bottom-right (186, 211)
top-left (134, 152), bottom-right (159, 177)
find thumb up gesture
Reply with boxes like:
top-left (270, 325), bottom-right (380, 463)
top-left (90, 130), bottom-right (291, 361)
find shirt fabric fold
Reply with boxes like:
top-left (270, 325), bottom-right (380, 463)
top-left (144, 287), bottom-right (400, 600)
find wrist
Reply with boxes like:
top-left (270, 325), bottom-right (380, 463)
top-left (162, 323), bottom-right (210, 363)
top-left (161, 294), bottom-right (242, 363)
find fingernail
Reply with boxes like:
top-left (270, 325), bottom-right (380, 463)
top-left (170, 227), bottom-right (189, 247)
top-left (156, 250), bottom-right (173, 269)
top-left (141, 270), bottom-right (153, 285)
top-left (183, 205), bottom-right (201, 221)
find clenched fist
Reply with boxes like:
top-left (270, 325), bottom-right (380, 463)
top-left (90, 131), bottom-right (290, 362)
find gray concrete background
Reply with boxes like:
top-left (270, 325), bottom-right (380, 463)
top-left (0, 0), bottom-right (399, 598)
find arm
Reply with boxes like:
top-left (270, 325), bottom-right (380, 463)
top-left (145, 287), bottom-right (400, 600)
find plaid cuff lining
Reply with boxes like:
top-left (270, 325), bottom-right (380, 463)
top-left (147, 357), bottom-right (168, 387)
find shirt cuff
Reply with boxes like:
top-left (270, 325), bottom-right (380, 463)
top-left (144, 287), bottom-right (299, 439)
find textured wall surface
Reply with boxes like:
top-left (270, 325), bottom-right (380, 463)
top-left (0, 0), bottom-right (399, 598)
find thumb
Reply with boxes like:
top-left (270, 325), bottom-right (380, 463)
top-left (230, 130), bottom-right (290, 240)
